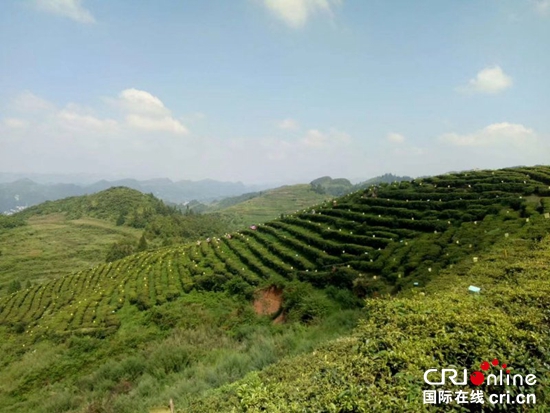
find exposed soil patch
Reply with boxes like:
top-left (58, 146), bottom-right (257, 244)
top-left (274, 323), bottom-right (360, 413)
top-left (253, 286), bottom-right (284, 323)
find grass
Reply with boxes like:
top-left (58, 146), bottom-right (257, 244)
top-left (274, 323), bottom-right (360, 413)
top-left (211, 184), bottom-right (333, 227)
top-left (0, 213), bottom-right (142, 295)
top-left (187, 234), bottom-right (550, 412)
top-left (0, 289), bottom-right (362, 413)
top-left (1, 165), bottom-right (550, 411)
top-left (2, 166), bottom-right (549, 335)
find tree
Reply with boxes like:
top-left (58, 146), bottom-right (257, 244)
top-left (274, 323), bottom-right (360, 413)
top-left (7, 279), bottom-right (22, 294)
top-left (106, 239), bottom-right (136, 262)
top-left (137, 233), bottom-right (148, 252)
top-left (116, 213), bottom-right (125, 226)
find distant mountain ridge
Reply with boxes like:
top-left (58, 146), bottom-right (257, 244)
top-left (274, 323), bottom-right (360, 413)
top-left (0, 173), bottom-right (414, 214)
top-left (0, 177), bottom-right (263, 213)
top-left (356, 173), bottom-right (413, 186)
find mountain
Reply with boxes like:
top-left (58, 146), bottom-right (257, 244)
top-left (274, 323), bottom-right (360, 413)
top-left (310, 176), bottom-right (354, 196)
top-left (356, 172), bottom-right (413, 186)
top-left (1, 165), bottom-right (550, 411)
top-left (0, 172), bottom-right (111, 185)
top-left (0, 179), bottom-right (84, 214)
top-left (203, 184), bottom-right (335, 227)
top-left (0, 188), bottom-right (171, 294)
top-left (0, 188), bottom-right (234, 295)
top-left (194, 176), bottom-right (412, 226)
top-left (0, 177), bottom-right (262, 214)
top-left (18, 186), bottom-right (174, 223)
top-left (0, 173), bottom-right (412, 215)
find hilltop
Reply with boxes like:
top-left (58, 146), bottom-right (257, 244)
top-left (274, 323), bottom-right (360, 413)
top-left (357, 172), bottom-right (413, 186)
top-left (19, 187), bottom-right (175, 225)
top-left (0, 188), bottom-right (233, 296)
top-left (0, 177), bottom-right (261, 214)
top-left (1, 165), bottom-right (550, 411)
top-left (197, 175), bottom-right (411, 227)
top-left (204, 184), bottom-right (334, 227)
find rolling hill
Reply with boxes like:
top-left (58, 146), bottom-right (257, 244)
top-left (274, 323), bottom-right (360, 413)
top-left (200, 175), bottom-right (412, 228)
top-left (0, 177), bottom-right (262, 214)
top-left (189, 230), bottom-right (550, 412)
top-left (1, 165), bottom-right (550, 411)
top-left (205, 184), bottom-right (334, 227)
top-left (0, 187), bottom-right (234, 297)
top-left (0, 213), bottom-right (143, 296)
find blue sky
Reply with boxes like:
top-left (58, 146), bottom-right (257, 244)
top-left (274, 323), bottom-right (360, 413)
top-left (1, 0), bottom-right (549, 184)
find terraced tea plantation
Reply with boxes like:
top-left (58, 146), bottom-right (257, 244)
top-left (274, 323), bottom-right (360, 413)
top-left (2, 166), bottom-right (550, 338)
top-left (189, 225), bottom-right (550, 412)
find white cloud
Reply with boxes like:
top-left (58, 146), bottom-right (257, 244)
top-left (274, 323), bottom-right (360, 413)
top-left (3, 118), bottom-right (28, 129)
top-left (534, 0), bottom-right (550, 15)
top-left (118, 88), bottom-right (169, 116)
top-left (458, 66), bottom-right (513, 94)
top-left (33, 0), bottom-right (95, 24)
top-left (387, 133), bottom-right (423, 157)
top-left (262, 0), bottom-right (341, 28)
top-left (57, 108), bottom-right (118, 133)
top-left (114, 88), bottom-right (188, 135)
top-left (5, 88), bottom-right (188, 139)
top-left (439, 122), bottom-right (536, 147)
top-left (301, 129), bottom-right (326, 147)
top-left (386, 132), bottom-right (405, 144)
top-left (126, 114), bottom-right (188, 135)
top-left (278, 118), bottom-right (299, 130)
top-left (261, 138), bottom-right (293, 160)
top-left (1, 91), bottom-right (364, 183)
top-left (258, 127), bottom-right (351, 162)
top-left (301, 128), bottom-right (350, 148)
top-left (13, 91), bottom-right (55, 112)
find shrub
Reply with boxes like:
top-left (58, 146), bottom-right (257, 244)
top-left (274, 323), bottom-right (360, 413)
top-left (283, 282), bottom-right (335, 323)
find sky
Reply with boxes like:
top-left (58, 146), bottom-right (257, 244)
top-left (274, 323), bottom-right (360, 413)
top-left (0, 0), bottom-right (549, 185)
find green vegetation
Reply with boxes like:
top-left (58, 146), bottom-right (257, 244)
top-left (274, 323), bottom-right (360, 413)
top-left (0, 176), bottom-right (253, 213)
top-left (206, 184), bottom-right (333, 227)
top-left (0, 280), bottom-right (361, 412)
top-left (1, 166), bottom-right (550, 411)
top-left (19, 186), bottom-right (176, 227)
top-left (310, 176), bottom-right (354, 196)
top-left (189, 233), bottom-right (550, 412)
top-left (357, 172), bottom-right (413, 186)
top-left (197, 191), bottom-right (264, 212)
top-left (0, 214), bottom-right (143, 296)
top-left (0, 188), bottom-right (238, 296)
top-left (0, 215), bottom-right (26, 229)
top-left (194, 175), bottom-right (412, 227)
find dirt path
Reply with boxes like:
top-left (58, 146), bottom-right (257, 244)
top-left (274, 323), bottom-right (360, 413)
top-left (253, 286), bottom-right (284, 323)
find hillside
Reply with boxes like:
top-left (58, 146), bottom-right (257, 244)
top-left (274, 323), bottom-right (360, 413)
top-left (0, 188), bottom-right (233, 296)
top-left (357, 172), bottom-right (413, 186)
top-left (0, 214), bottom-right (143, 296)
top-left (0, 187), bottom-right (167, 296)
top-left (189, 231), bottom-right (550, 412)
top-left (200, 175), bottom-right (412, 228)
top-left (0, 177), bottom-right (260, 214)
top-left (1, 166), bottom-right (550, 411)
top-left (205, 184), bottom-right (334, 227)
top-left (6, 165), bottom-right (549, 326)
top-left (0, 179), bottom-right (83, 215)
top-left (18, 186), bottom-right (175, 225)
top-left (309, 176), bottom-right (354, 196)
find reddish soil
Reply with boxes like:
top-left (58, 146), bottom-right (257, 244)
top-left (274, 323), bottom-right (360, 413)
top-left (253, 286), bottom-right (284, 323)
